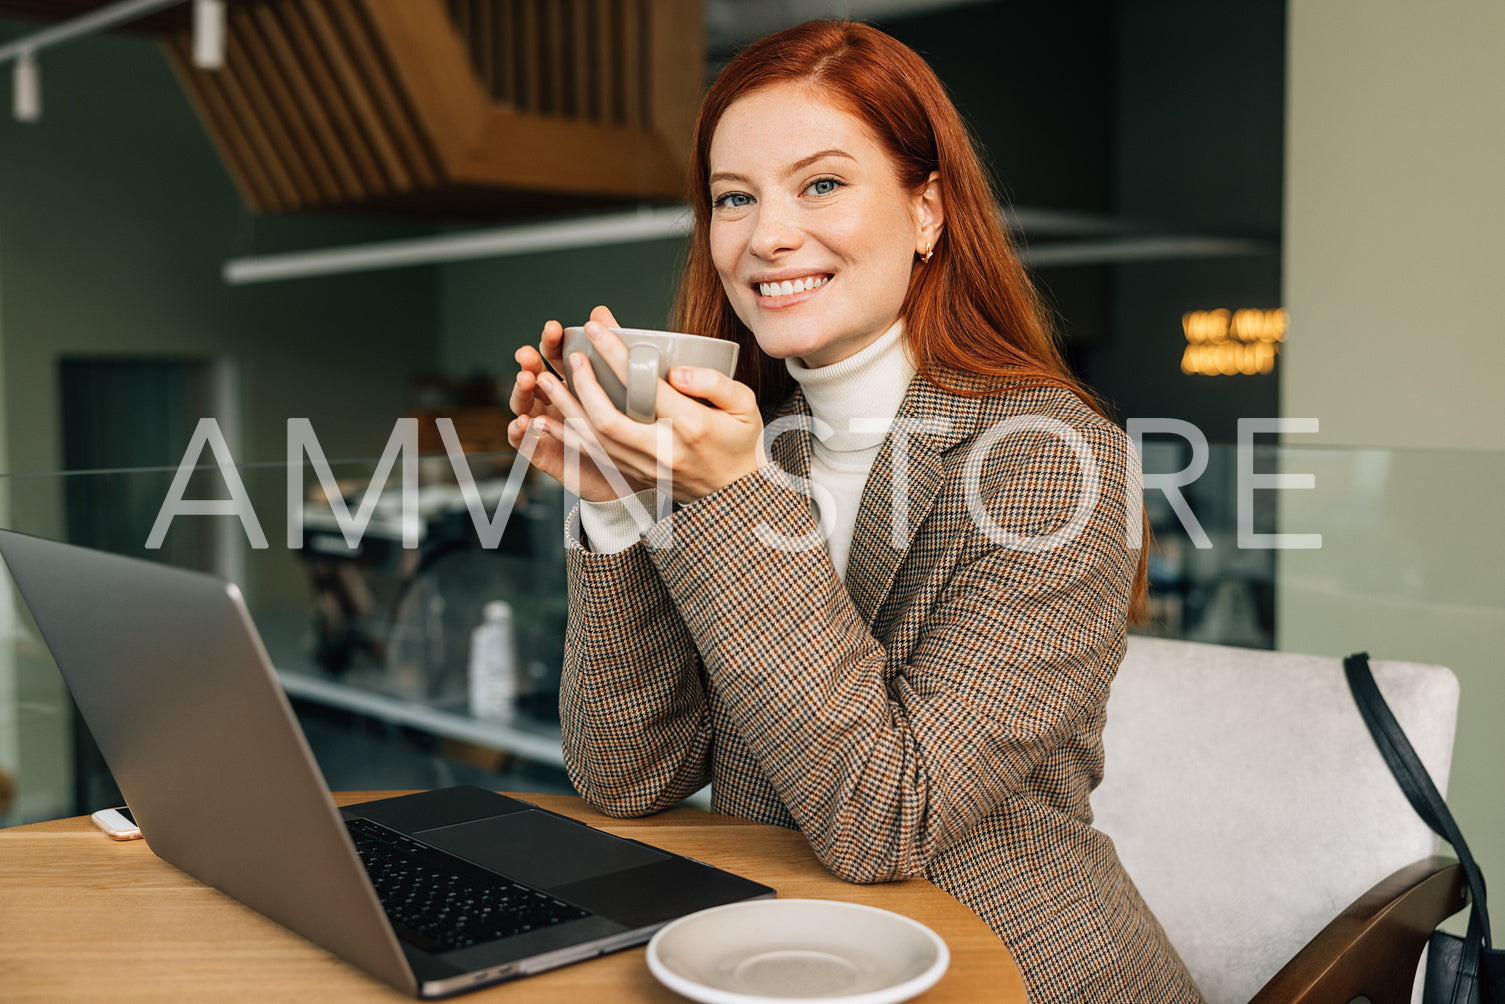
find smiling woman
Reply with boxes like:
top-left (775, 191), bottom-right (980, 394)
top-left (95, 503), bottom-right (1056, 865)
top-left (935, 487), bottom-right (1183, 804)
top-left (506, 20), bottom-right (1202, 1004)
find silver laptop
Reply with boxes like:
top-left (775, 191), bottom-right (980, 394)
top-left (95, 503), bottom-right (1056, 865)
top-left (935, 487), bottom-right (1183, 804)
top-left (0, 529), bottom-right (772, 997)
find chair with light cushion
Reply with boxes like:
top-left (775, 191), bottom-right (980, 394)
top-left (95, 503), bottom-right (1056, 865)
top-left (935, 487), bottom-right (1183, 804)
top-left (1093, 636), bottom-right (1467, 1004)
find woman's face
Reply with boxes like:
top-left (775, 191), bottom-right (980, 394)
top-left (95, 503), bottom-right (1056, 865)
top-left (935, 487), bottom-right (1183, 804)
top-left (707, 83), bottom-right (942, 368)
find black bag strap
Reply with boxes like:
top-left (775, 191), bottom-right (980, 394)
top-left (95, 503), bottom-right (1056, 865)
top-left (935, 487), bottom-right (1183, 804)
top-left (1344, 652), bottom-right (1491, 1004)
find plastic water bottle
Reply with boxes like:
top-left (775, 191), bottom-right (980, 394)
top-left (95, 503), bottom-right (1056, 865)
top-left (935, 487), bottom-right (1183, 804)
top-left (468, 601), bottom-right (517, 721)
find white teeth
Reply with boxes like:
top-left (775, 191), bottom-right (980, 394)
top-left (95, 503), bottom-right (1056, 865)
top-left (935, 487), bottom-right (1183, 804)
top-left (758, 275), bottom-right (829, 298)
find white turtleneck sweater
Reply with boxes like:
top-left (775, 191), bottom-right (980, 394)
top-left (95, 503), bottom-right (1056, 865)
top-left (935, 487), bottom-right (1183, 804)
top-left (578, 319), bottom-right (917, 578)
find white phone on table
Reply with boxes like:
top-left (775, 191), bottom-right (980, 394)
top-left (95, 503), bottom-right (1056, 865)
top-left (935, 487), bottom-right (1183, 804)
top-left (90, 805), bottom-right (142, 840)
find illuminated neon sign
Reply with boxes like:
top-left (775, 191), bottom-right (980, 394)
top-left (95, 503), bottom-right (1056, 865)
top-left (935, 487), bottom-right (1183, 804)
top-left (1181, 308), bottom-right (1286, 375)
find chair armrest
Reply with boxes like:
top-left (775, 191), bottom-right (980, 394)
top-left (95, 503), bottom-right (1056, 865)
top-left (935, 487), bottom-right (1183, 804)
top-left (1250, 856), bottom-right (1467, 1004)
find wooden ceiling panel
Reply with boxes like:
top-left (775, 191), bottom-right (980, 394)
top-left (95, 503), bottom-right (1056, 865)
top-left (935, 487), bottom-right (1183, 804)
top-left (231, 3), bottom-right (345, 203)
top-left (246, 1), bottom-right (367, 201)
top-left (5, 0), bottom-right (703, 218)
top-left (164, 30), bottom-right (282, 211)
top-left (323, 0), bottom-right (441, 189)
top-left (268, 0), bottom-right (390, 195)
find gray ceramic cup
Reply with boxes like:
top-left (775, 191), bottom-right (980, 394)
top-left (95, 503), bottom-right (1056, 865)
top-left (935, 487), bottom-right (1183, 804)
top-left (562, 326), bottom-right (740, 423)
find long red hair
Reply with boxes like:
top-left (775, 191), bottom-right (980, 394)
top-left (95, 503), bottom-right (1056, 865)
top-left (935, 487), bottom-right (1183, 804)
top-left (671, 20), bottom-right (1148, 613)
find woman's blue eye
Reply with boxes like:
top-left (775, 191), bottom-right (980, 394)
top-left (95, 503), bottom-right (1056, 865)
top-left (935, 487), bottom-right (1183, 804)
top-left (808, 178), bottom-right (841, 196)
top-left (715, 192), bottom-right (753, 209)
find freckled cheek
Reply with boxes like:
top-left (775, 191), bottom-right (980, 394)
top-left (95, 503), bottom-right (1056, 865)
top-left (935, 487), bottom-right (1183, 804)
top-left (812, 217), bottom-right (884, 259)
top-left (828, 222), bottom-right (915, 277)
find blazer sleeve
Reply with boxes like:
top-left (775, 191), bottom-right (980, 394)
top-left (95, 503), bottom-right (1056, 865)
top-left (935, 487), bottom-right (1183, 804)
top-left (558, 518), bottom-right (713, 816)
top-left (639, 419), bottom-right (1137, 883)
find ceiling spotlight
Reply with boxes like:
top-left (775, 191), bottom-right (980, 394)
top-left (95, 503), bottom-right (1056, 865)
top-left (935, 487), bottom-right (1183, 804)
top-left (192, 0), bottom-right (226, 70)
top-left (13, 49), bottom-right (39, 122)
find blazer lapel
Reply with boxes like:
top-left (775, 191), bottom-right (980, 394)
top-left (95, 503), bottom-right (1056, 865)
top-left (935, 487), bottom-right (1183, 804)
top-left (764, 376), bottom-right (997, 631)
top-left (843, 378), bottom-right (975, 628)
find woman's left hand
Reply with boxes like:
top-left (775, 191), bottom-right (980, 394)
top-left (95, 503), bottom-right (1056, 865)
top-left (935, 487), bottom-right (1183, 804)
top-left (540, 319), bottom-right (765, 503)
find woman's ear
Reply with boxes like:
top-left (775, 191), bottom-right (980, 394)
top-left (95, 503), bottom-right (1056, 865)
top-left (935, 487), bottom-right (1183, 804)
top-left (914, 171), bottom-right (945, 254)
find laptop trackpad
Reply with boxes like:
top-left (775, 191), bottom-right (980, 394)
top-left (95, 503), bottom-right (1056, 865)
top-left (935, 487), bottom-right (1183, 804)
top-left (414, 810), bottom-right (669, 891)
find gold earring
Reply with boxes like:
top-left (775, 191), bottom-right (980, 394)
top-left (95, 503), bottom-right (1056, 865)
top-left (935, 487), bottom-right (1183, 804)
top-left (920, 246), bottom-right (933, 264)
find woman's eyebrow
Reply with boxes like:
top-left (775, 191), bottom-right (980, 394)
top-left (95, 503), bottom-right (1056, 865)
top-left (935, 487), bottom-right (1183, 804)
top-left (709, 149), bottom-right (857, 187)
top-left (787, 148), bottom-right (856, 173)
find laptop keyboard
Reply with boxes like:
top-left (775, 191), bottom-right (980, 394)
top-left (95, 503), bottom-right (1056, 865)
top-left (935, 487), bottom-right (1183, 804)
top-left (346, 817), bottom-right (590, 953)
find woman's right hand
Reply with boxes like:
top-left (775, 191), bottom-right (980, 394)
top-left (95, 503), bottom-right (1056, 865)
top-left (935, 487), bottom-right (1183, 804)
top-left (507, 310), bottom-right (652, 503)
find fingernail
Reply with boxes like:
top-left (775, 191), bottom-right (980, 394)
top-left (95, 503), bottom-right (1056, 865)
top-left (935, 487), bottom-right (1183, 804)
top-left (534, 417), bottom-right (548, 435)
top-left (672, 366), bottom-right (693, 384)
top-left (571, 353), bottom-right (585, 371)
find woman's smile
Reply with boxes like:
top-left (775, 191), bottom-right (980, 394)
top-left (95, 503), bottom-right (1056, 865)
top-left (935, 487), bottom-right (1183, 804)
top-left (754, 273), bottom-right (832, 305)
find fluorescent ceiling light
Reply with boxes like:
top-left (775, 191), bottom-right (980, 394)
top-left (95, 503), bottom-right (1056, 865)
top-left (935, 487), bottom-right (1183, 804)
top-left (223, 206), bottom-right (694, 285)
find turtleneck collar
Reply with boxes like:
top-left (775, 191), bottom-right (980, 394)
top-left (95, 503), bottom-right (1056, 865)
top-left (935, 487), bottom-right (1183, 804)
top-left (784, 319), bottom-right (917, 453)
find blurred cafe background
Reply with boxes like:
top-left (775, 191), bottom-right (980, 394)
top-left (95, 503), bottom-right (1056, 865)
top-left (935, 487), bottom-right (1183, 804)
top-left (0, 0), bottom-right (1499, 914)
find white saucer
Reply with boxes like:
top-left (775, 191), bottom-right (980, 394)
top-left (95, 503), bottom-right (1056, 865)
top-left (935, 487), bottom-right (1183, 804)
top-left (646, 899), bottom-right (950, 1004)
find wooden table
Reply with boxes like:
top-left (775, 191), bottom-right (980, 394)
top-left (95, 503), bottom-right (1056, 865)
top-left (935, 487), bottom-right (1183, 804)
top-left (0, 792), bottom-right (1028, 1002)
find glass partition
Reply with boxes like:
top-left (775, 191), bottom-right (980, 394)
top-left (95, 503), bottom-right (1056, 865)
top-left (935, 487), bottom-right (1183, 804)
top-left (3, 443), bottom-right (1502, 836)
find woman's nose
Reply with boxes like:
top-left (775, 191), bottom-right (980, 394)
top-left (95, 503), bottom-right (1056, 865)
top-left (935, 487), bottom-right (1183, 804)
top-left (747, 202), bottom-right (803, 259)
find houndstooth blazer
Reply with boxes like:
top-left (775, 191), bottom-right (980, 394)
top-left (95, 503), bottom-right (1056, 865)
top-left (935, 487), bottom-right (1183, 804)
top-left (559, 372), bottom-right (1205, 1004)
